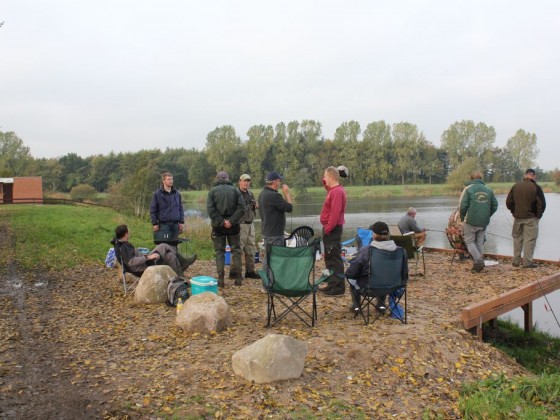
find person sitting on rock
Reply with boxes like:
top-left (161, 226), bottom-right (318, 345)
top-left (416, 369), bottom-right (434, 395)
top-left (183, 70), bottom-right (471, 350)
top-left (112, 224), bottom-right (196, 277)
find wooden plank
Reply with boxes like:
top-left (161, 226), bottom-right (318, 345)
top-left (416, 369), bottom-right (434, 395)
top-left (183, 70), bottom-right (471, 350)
top-left (462, 272), bottom-right (560, 329)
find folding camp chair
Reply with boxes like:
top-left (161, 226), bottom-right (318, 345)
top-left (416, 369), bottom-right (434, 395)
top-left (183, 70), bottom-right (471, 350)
top-left (258, 242), bottom-right (331, 327)
top-left (341, 227), bottom-right (373, 251)
top-left (111, 239), bottom-right (142, 295)
top-left (352, 246), bottom-right (408, 325)
top-left (389, 224), bottom-right (425, 277)
top-left (285, 225), bottom-right (314, 247)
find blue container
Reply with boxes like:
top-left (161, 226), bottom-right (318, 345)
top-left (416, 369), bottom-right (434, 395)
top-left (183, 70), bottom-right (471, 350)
top-left (190, 276), bottom-right (218, 295)
top-left (225, 245), bottom-right (231, 265)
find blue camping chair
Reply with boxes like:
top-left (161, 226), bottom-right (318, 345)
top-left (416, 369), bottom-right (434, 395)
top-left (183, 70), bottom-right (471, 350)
top-left (341, 227), bottom-right (373, 263)
top-left (353, 246), bottom-right (408, 325)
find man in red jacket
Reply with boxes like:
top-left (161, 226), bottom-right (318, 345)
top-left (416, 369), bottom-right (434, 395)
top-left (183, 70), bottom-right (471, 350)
top-left (319, 166), bottom-right (347, 296)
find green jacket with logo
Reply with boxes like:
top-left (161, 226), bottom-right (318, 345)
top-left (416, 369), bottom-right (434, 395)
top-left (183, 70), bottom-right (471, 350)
top-left (459, 179), bottom-right (498, 227)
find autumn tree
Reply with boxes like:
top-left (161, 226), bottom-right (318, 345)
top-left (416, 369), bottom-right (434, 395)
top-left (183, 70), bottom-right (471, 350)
top-left (506, 129), bottom-right (538, 179)
top-left (0, 131), bottom-right (32, 176)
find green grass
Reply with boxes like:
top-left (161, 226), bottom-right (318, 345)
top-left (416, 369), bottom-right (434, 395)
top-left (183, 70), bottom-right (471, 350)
top-left (0, 204), bottom-right (214, 270)
top-left (458, 321), bottom-right (560, 418)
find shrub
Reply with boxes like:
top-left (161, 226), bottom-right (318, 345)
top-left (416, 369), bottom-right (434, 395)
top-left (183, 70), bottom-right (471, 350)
top-left (69, 184), bottom-right (98, 202)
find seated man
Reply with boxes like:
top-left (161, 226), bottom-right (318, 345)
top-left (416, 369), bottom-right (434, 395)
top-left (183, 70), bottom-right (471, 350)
top-left (344, 221), bottom-right (408, 312)
top-left (397, 207), bottom-right (427, 248)
top-left (112, 224), bottom-right (196, 277)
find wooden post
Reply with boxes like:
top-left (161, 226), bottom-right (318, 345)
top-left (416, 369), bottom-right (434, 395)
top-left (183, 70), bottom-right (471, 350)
top-left (522, 302), bottom-right (533, 334)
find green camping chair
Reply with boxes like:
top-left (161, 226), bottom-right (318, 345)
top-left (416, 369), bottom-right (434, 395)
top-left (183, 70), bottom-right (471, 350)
top-left (258, 243), bottom-right (331, 327)
top-left (389, 224), bottom-right (426, 277)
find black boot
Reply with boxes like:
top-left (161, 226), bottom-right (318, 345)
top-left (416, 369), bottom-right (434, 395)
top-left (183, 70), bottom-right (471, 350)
top-left (234, 274), bottom-right (243, 286)
top-left (229, 269), bottom-right (238, 279)
top-left (178, 253), bottom-right (197, 271)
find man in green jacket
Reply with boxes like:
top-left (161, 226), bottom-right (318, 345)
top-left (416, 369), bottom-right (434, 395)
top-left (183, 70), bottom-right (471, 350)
top-left (207, 171), bottom-right (245, 288)
top-left (460, 171), bottom-right (498, 273)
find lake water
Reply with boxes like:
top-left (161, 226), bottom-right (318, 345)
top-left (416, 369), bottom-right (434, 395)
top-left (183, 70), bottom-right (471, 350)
top-left (189, 193), bottom-right (560, 336)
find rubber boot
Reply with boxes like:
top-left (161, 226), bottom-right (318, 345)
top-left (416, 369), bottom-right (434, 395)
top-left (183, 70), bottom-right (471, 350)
top-left (216, 258), bottom-right (225, 289)
top-left (218, 274), bottom-right (225, 289)
top-left (177, 253), bottom-right (197, 271)
top-left (233, 250), bottom-right (243, 286)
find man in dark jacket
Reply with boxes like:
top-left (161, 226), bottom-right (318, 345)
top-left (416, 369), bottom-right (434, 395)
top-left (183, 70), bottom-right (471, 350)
top-left (258, 172), bottom-right (293, 248)
top-left (506, 168), bottom-right (547, 268)
top-left (460, 171), bottom-right (498, 273)
top-left (345, 222), bottom-right (408, 312)
top-left (113, 224), bottom-right (194, 277)
top-left (207, 171), bottom-right (245, 287)
top-left (150, 172), bottom-right (185, 241)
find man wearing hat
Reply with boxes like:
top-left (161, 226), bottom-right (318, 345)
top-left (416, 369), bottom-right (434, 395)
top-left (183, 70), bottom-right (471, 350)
top-left (345, 221), bottom-right (408, 312)
top-left (506, 168), bottom-right (547, 268)
top-left (229, 174), bottom-right (260, 279)
top-left (207, 171), bottom-right (245, 287)
top-left (258, 171), bottom-right (293, 250)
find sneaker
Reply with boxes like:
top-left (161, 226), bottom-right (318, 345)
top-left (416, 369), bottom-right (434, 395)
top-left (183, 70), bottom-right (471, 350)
top-left (471, 262), bottom-right (484, 273)
top-left (245, 271), bottom-right (260, 279)
top-left (375, 303), bottom-right (387, 314)
top-left (523, 262), bottom-right (539, 269)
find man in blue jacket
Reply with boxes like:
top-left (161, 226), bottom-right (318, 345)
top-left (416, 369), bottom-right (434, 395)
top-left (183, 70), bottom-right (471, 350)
top-left (460, 171), bottom-right (498, 273)
top-left (150, 172), bottom-right (185, 241)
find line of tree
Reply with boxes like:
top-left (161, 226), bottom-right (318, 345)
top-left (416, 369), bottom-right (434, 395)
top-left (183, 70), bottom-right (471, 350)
top-left (1, 120), bottom-right (556, 200)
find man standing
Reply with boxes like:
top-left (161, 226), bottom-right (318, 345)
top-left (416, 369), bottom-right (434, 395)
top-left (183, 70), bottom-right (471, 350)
top-left (207, 171), bottom-right (245, 288)
top-left (229, 174), bottom-right (260, 279)
top-left (258, 172), bottom-right (293, 249)
top-left (459, 171), bottom-right (498, 273)
top-left (397, 207), bottom-right (427, 248)
top-left (506, 168), bottom-right (546, 268)
top-left (319, 166), bottom-right (347, 296)
top-left (150, 172), bottom-right (185, 240)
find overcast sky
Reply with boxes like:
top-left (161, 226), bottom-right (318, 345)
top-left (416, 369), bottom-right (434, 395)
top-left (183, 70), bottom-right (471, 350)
top-left (1, 1), bottom-right (558, 170)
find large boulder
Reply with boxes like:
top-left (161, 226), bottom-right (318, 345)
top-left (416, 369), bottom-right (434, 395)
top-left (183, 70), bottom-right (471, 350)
top-left (175, 292), bottom-right (232, 333)
top-left (133, 265), bottom-right (175, 304)
top-left (231, 334), bottom-right (308, 383)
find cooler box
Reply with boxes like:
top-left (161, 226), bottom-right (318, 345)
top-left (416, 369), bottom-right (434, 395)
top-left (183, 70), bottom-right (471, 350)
top-left (190, 276), bottom-right (219, 295)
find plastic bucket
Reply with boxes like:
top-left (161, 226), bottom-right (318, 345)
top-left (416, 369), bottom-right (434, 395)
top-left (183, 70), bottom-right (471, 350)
top-left (225, 245), bottom-right (231, 265)
top-left (190, 276), bottom-right (219, 295)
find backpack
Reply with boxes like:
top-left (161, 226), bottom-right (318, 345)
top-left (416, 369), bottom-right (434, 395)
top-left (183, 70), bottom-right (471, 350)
top-left (166, 277), bottom-right (189, 307)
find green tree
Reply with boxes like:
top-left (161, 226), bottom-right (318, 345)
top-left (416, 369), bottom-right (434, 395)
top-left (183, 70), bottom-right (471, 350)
top-left (333, 121), bottom-right (361, 184)
top-left (205, 125), bottom-right (241, 174)
top-left (447, 157), bottom-right (479, 190)
top-left (0, 131), bottom-right (32, 176)
top-left (246, 124), bottom-right (274, 186)
top-left (69, 184), bottom-right (98, 201)
top-left (506, 129), bottom-right (538, 179)
top-left (58, 153), bottom-right (90, 192)
top-left (392, 122), bottom-right (425, 184)
top-left (362, 121), bottom-right (393, 185)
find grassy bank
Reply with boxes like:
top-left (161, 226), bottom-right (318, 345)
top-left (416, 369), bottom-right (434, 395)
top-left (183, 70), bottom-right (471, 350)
top-left (0, 204), bottom-right (215, 271)
top-left (459, 321), bottom-right (560, 418)
top-left (184, 182), bottom-right (558, 203)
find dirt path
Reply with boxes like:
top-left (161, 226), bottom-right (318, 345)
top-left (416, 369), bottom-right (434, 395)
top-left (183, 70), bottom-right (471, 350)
top-left (1, 223), bottom-right (558, 418)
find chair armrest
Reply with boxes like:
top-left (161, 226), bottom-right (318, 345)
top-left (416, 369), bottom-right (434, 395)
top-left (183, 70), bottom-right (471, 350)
top-left (314, 269), bottom-right (333, 286)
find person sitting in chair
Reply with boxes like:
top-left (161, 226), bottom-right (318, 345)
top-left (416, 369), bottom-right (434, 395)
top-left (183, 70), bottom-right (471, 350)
top-left (344, 221), bottom-right (408, 312)
top-left (397, 207), bottom-right (427, 248)
top-left (112, 224), bottom-right (196, 277)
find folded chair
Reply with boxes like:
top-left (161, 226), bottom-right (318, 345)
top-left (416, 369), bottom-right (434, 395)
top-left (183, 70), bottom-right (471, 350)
top-left (389, 224), bottom-right (425, 277)
top-left (285, 225), bottom-right (314, 247)
top-left (353, 246), bottom-right (408, 325)
top-left (258, 243), bottom-right (331, 327)
top-left (111, 239), bottom-right (142, 296)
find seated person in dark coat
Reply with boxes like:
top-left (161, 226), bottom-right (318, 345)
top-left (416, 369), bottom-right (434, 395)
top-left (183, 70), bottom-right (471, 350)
top-left (112, 224), bottom-right (195, 277)
top-left (344, 221), bottom-right (408, 312)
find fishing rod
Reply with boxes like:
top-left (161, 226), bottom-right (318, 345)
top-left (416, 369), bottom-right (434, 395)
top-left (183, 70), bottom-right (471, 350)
top-left (427, 228), bottom-right (511, 241)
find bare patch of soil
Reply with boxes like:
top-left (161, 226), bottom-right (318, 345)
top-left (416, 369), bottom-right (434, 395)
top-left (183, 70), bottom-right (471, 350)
top-left (1, 227), bottom-right (558, 418)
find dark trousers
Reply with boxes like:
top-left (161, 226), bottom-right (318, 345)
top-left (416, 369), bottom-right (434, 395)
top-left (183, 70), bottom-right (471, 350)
top-left (323, 225), bottom-right (344, 288)
top-left (211, 225), bottom-right (242, 279)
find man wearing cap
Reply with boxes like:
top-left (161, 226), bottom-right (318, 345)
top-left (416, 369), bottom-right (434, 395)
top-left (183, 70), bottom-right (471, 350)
top-left (397, 207), bottom-right (427, 248)
top-left (459, 171), bottom-right (499, 273)
top-left (258, 172), bottom-right (293, 250)
top-left (345, 222), bottom-right (408, 312)
top-left (506, 168), bottom-right (546, 268)
top-left (207, 171), bottom-right (245, 287)
top-left (229, 174), bottom-right (260, 279)
top-left (319, 166), bottom-right (347, 296)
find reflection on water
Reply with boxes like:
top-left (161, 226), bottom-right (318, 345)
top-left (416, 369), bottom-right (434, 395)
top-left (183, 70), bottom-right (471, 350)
top-left (188, 193), bottom-right (560, 336)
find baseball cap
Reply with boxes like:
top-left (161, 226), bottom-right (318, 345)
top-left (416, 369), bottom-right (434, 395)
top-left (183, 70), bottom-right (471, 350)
top-left (371, 221), bottom-right (390, 235)
top-left (525, 168), bottom-right (536, 175)
top-left (240, 174), bottom-right (251, 181)
top-left (265, 172), bottom-right (283, 182)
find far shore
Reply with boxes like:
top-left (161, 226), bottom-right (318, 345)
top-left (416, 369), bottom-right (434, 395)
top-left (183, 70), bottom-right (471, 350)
top-left (184, 181), bottom-right (558, 203)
